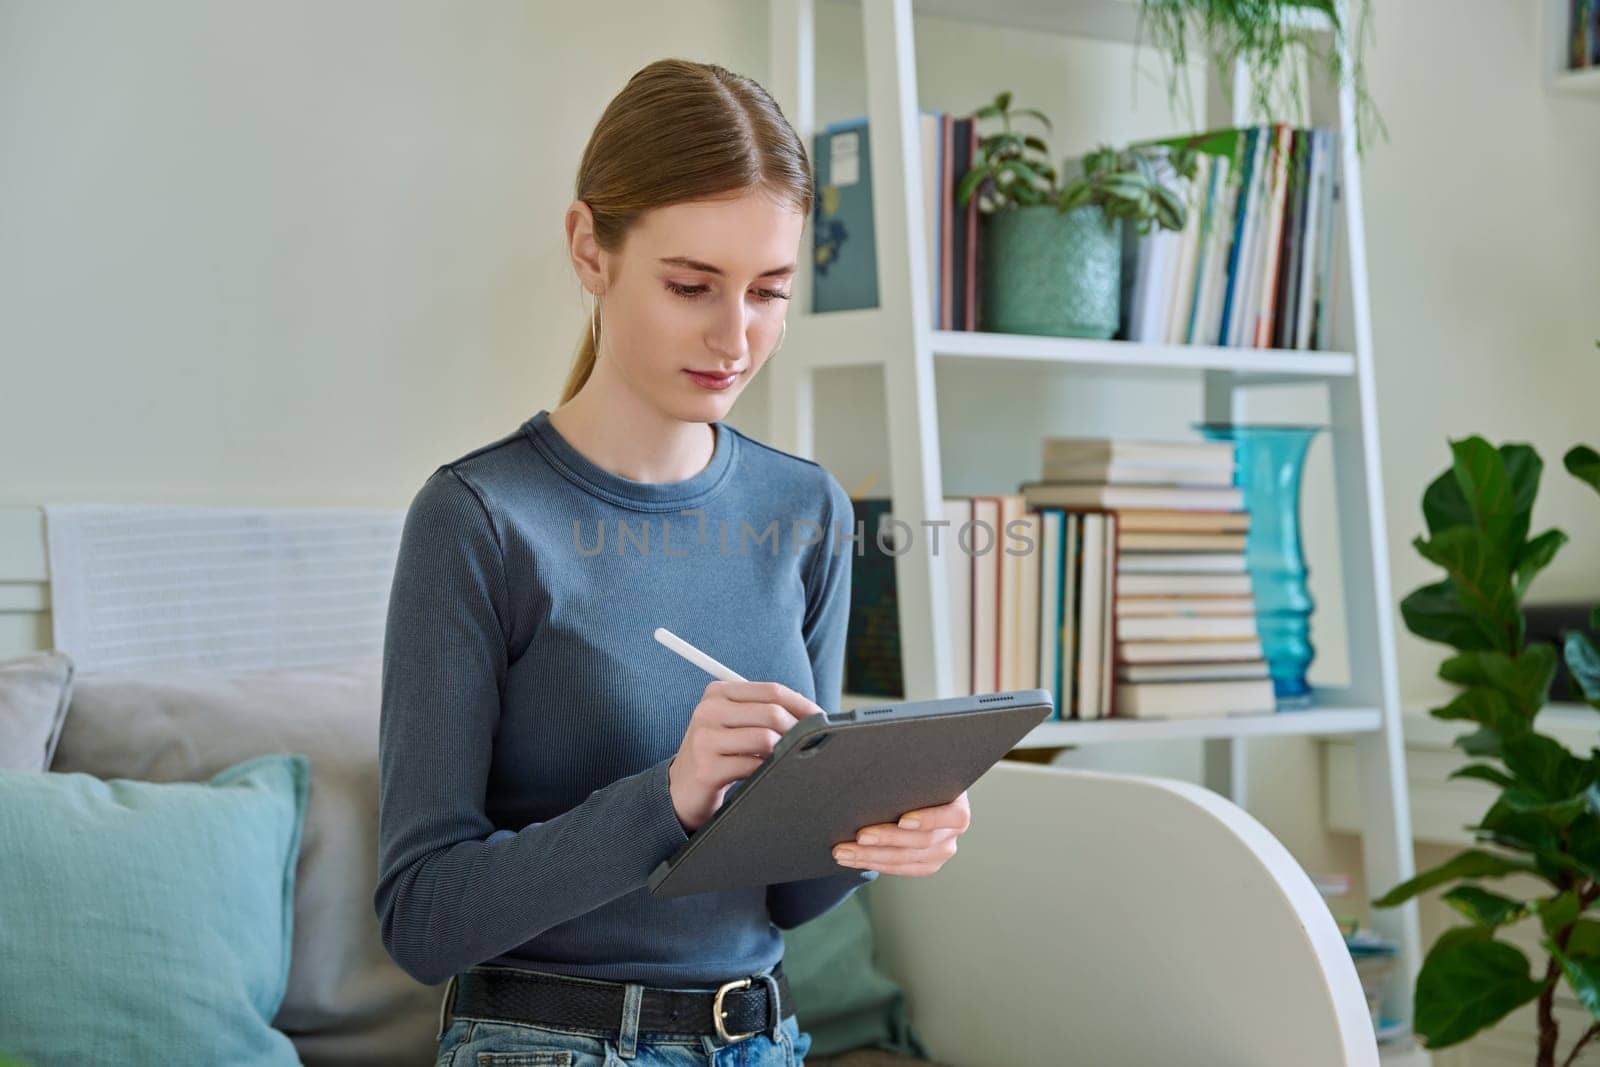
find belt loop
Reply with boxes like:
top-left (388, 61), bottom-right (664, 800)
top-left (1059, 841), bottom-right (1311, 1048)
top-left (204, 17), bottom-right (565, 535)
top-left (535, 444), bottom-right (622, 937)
top-left (616, 981), bottom-right (644, 1059)
top-left (758, 967), bottom-right (783, 1043)
top-left (436, 973), bottom-right (459, 1042)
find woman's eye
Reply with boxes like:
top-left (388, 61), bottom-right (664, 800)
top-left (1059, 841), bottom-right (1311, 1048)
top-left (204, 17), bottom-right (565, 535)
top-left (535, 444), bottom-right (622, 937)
top-left (665, 282), bottom-right (790, 303)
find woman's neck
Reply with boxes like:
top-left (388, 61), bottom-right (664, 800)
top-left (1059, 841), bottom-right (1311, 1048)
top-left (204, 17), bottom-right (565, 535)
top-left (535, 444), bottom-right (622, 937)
top-left (546, 391), bottom-right (716, 485)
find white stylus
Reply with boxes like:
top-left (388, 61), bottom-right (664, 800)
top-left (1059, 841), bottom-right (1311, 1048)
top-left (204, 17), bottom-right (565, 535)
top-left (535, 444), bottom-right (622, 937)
top-left (653, 627), bottom-right (748, 683)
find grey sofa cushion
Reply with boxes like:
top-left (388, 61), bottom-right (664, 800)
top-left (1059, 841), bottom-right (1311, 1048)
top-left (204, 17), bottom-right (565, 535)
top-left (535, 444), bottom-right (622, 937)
top-left (2, 650), bottom-right (74, 772)
top-left (50, 659), bottom-right (437, 1067)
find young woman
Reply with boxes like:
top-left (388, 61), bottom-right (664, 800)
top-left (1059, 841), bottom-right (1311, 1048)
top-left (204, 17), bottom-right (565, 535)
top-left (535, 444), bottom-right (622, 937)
top-left (374, 58), bottom-right (970, 1067)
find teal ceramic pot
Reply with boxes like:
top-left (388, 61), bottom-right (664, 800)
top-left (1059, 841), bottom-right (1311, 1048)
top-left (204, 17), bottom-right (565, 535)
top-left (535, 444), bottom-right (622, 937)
top-left (979, 203), bottom-right (1123, 338)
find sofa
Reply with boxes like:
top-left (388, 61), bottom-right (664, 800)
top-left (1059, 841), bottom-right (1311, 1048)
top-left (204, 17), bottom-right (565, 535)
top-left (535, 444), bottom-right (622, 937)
top-left (1, 642), bottom-right (1385, 1066)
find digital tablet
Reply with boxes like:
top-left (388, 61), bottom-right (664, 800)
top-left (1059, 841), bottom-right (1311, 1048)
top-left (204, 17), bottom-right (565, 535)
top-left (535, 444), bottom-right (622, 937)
top-left (646, 688), bottom-right (1053, 898)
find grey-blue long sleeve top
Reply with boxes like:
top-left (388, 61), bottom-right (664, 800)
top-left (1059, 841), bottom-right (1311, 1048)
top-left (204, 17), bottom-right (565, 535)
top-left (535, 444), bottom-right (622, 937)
top-left (374, 408), bottom-right (876, 988)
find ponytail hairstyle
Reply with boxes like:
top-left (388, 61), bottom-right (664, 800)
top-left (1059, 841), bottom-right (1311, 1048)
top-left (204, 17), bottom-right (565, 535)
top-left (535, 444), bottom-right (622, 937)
top-left (560, 59), bottom-right (812, 406)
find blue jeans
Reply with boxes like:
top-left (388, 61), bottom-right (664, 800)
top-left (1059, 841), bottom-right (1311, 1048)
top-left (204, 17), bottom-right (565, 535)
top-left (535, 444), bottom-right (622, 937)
top-left (435, 969), bottom-right (812, 1067)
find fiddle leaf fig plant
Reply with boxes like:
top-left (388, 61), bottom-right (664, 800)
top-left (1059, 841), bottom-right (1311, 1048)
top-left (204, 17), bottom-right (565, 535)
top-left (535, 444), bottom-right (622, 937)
top-left (1372, 437), bottom-right (1600, 1065)
top-left (956, 91), bottom-right (1197, 235)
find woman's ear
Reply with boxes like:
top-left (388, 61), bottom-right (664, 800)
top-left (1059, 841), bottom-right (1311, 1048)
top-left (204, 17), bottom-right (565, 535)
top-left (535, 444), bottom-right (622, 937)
top-left (565, 199), bottom-right (608, 296)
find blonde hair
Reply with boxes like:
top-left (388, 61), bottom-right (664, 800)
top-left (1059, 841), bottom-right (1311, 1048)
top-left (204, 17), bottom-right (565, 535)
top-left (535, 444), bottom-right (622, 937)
top-left (560, 59), bottom-right (812, 406)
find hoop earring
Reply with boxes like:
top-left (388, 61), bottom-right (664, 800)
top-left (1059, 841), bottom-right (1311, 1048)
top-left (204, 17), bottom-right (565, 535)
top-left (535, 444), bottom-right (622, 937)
top-left (770, 318), bottom-right (786, 358)
top-left (590, 292), bottom-right (602, 356)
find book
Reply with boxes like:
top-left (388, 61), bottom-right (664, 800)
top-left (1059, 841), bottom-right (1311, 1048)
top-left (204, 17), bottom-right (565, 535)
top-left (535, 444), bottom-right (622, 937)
top-left (1021, 482), bottom-right (1244, 512)
top-left (919, 111), bottom-right (941, 329)
top-left (1117, 659), bottom-right (1270, 682)
top-left (812, 117), bottom-right (880, 313)
top-left (1013, 509), bottom-right (1042, 692)
top-left (1117, 572), bottom-right (1255, 596)
top-left (1118, 639), bottom-right (1265, 663)
top-left (1042, 437), bottom-right (1235, 465)
top-left (1311, 128), bottom-right (1342, 351)
top-left (1075, 513), bottom-right (1107, 719)
top-left (1117, 553), bottom-right (1248, 574)
top-left (1115, 596), bottom-right (1256, 617)
top-left (940, 111), bottom-right (954, 330)
top-left (1114, 509), bottom-right (1250, 533)
top-left (1040, 461), bottom-right (1236, 487)
top-left (944, 496), bottom-right (973, 696)
top-left (1062, 512), bottom-right (1082, 718)
top-left (1114, 677), bottom-right (1277, 718)
top-left (1115, 615), bottom-right (1259, 641)
top-left (1253, 122), bottom-right (1295, 347)
top-left (1037, 509), bottom-right (1064, 709)
top-left (1117, 531), bottom-right (1248, 552)
top-left (844, 498), bottom-right (903, 696)
top-left (971, 496), bottom-right (1002, 693)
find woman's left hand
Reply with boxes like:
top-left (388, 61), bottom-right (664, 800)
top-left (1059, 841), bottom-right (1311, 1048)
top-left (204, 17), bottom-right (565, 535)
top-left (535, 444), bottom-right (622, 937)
top-left (831, 790), bottom-right (971, 876)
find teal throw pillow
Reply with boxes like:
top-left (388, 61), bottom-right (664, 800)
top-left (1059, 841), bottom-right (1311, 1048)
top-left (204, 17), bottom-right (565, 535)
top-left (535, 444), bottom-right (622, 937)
top-left (0, 753), bottom-right (310, 1066)
top-left (780, 884), bottom-right (929, 1059)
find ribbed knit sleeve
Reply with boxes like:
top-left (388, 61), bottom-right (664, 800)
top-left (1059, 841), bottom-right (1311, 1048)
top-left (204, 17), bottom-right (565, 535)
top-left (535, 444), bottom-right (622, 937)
top-left (766, 475), bottom-right (878, 931)
top-left (373, 467), bottom-right (691, 986)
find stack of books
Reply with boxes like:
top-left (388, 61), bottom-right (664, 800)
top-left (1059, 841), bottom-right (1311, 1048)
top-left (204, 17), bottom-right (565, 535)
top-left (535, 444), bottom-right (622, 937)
top-left (1020, 437), bottom-right (1277, 720)
top-left (842, 440), bottom-right (1285, 721)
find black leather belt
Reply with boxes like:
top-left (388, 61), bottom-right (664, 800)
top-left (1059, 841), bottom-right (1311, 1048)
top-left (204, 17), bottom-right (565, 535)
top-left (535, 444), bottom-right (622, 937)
top-left (439, 961), bottom-right (793, 1046)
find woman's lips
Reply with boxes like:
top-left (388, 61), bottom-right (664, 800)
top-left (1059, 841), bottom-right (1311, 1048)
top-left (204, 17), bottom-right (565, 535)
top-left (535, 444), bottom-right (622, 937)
top-left (686, 369), bottom-right (738, 391)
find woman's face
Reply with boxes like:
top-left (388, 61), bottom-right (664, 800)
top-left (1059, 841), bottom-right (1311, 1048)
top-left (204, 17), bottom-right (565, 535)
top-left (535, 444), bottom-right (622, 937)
top-left (585, 189), bottom-right (803, 422)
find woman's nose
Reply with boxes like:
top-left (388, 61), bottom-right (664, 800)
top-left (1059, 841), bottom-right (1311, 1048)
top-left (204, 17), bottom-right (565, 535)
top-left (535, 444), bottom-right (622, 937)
top-left (707, 297), bottom-right (751, 362)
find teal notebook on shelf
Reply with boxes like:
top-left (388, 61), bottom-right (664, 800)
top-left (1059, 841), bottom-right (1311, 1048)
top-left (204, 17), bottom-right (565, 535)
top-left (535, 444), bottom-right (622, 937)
top-left (812, 117), bottom-right (880, 312)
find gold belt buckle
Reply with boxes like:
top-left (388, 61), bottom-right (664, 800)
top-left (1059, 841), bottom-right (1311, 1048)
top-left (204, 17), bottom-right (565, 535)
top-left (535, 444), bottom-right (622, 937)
top-left (713, 977), bottom-right (757, 1044)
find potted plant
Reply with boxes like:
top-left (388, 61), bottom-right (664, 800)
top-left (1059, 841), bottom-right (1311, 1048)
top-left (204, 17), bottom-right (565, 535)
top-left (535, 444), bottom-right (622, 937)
top-left (1134, 0), bottom-right (1386, 155)
top-left (1371, 437), bottom-right (1600, 1066)
top-left (956, 91), bottom-right (1197, 339)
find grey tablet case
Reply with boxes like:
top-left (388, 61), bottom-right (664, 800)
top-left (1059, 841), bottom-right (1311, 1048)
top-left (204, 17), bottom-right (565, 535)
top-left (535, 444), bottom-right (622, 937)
top-left (646, 688), bottom-right (1053, 898)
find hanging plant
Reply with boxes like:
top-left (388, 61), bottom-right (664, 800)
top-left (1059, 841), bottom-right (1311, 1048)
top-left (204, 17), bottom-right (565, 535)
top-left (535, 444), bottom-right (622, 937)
top-left (1134, 0), bottom-right (1387, 156)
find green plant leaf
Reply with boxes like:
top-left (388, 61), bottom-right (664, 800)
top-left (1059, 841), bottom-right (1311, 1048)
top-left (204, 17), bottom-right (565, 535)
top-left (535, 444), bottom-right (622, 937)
top-left (1515, 528), bottom-right (1568, 600)
top-left (1450, 763), bottom-right (1518, 789)
top-left (1421, 464), bottom-right (1474, 538)
top-left (1566, 445), bottom-right (1600, 497)
top-left (1500, 732), bottom-right (1592, 802)
top-left (1413, 926), bottom-right (1547, 1048)
top-left (1567, 814), bottom-right (1600, 876)
top-left (1430, 687), bottom-right (1520, 733)
top-left (1548, 940), bottom-right (1600, 1020)
top-left (955, 165), bottom-right (988, 209)
top-left (998, 158), bottom-right (1047, 191)
top-left (1402, 579), bottom-right (1509, 652)
top-left (1498, 788), bottom-right (1592, 830)
top-left (1411, 527), bottom-right (1519, 651)
top-left (1499, 443), bottom-right (1543, 551)
top-left (1566, 920), bottom-right (1600, 958)
top-left (1442, 884), bottom-right (1530, 927)
top-left (1008, 106), bottom-right (1051, 131)
top-left (1438, 645), bottom-right (1557, 719)
top-left (1372, 849), bottom-right (1541, 909)
top-left (1455, 726), bottom-right (1505, 759)
top-left (1566, 629), bottom-right (1600, 709)
top-left (1538, 890), bottom-right (1583, 941)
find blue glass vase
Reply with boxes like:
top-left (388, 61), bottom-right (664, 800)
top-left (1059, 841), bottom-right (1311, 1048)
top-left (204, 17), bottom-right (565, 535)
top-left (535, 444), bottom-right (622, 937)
top-left (1194, 423), bottom-right (1325, 709)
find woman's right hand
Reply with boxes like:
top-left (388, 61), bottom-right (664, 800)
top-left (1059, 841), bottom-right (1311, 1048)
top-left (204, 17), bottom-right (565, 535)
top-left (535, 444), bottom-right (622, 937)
top-left (666, 680), bottom-right (826, 834)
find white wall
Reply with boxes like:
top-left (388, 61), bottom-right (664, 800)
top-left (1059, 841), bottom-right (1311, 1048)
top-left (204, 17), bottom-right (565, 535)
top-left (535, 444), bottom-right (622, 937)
top-left (5, 0), bottom-right (1599, 982)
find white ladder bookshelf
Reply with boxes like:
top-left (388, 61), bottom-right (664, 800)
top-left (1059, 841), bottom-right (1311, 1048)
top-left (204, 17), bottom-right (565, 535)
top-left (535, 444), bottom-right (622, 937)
top-left (764, 0), bottom-right (1423, 1055)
